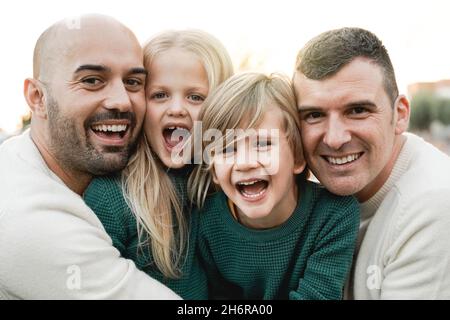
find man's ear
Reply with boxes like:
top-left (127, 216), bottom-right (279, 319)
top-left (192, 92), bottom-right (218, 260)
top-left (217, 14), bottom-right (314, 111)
top-left (24, 78), bottom-right (47, 119)
top-left (394, 95), bottom-right (410, 135)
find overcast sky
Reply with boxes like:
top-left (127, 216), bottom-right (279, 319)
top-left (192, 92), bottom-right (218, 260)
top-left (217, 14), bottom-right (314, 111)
top-left (1, 0), bottom-right (449, 133)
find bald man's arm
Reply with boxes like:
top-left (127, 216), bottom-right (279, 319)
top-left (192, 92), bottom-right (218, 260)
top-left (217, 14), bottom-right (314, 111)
top-left (0, 204), bottom-right (181, 300)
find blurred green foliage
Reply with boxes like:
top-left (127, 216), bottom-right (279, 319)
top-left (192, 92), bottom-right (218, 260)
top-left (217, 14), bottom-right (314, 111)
top-left (410, 91), bottom-right (450, 130)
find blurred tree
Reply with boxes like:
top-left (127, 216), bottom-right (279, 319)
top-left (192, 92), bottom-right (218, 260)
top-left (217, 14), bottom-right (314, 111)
top-left (21, 112), bottom-right (31, 131)
top-left (410, 91), bottom-right (450, 130)
top-left (435, 98), bottom-right (450, 125)
top-left (409, 91), bottom-right (436, 130)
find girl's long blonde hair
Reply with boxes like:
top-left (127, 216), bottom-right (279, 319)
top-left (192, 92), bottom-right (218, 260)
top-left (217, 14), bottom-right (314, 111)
top-left (189, 72), bottom-right (305, 208)
top-left (122, 30), bottom-right (234, 278)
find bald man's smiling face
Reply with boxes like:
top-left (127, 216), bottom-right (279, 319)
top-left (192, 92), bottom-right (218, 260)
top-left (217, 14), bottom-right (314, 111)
top-left (42, 20), bottom-right (147, 175)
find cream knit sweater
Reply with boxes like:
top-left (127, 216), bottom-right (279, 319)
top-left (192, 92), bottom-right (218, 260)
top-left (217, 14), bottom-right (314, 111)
top-left (350, 133), bottom-right (450, 299)
top-left (0, 130), bottom-right (180, 299)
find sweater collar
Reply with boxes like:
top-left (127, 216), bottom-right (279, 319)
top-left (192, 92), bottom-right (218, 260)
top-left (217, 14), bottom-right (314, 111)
top-left (19, 129), bottom-right (66, 186)
top-left (359, 133), bottom-right (415, 220)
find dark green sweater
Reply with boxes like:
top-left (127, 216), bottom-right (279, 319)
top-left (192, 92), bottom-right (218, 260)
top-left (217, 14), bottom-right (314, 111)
top-left (83, 166), bottom-right (208, 300)
top-left (197, 179), bottom-right (359, 300)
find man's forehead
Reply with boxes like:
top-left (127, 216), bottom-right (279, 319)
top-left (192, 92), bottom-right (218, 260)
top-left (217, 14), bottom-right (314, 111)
top-left (295, 61), bottom-right (384, 103)
top-left (36, 15), bottom-right (143, 82)
top-left (59, 37), bottom-right (143, 73)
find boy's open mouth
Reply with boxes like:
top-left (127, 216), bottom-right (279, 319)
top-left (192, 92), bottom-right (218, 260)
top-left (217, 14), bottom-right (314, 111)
top-left (236, 179), bottom-right (269, 199)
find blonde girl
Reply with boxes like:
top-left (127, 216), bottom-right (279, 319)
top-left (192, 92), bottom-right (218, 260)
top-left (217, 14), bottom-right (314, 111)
top-left (84, 29), bottom-right (233, 299)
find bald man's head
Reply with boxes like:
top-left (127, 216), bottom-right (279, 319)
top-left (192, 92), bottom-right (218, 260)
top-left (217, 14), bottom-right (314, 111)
top-left (25, 14), bottom-right (147, 186)
top-left (33, 14), bottom-right (140, 81)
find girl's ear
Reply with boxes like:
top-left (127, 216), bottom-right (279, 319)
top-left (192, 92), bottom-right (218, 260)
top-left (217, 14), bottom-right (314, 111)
top-left (24, 78), bottom-right (48, 119)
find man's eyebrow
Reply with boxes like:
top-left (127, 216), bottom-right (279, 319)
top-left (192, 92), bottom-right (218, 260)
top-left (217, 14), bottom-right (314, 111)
top-left (74, 64), bottom-right (111, 74)
top-left (344, 100), bottom-right (377, 108)
top-left (297, 105), bottom-right (322, 112)
top-left (297, 100), bottom-right (378, 112)
top-left (128, 67), bottom-right (148, 76)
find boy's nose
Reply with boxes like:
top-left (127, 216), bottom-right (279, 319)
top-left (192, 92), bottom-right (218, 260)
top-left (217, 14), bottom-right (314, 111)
top-left (234, 144), bottom-right (260, 171)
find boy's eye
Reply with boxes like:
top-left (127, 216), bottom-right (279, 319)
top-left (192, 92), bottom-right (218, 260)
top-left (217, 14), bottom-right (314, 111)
top-left (256, 138), bottom-right (271, 150)
top-left (222, 144), bottom-right (236, 155)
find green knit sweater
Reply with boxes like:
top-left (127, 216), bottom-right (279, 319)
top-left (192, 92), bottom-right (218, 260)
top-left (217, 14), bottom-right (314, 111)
top-left (197, 179), bottom-right (359, 300)
top-left (83, 166), bottom-right (208, 300)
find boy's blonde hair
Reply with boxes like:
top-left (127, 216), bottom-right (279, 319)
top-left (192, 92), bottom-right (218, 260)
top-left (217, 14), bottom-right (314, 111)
top-left (189, 72), bottom-right (305, 207)
top-left (122, 29), bottom-right (234, 279)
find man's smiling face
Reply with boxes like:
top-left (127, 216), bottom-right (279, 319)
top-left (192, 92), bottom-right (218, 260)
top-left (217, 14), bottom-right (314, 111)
top-left (44, 20), bottom-right (147, 175)
top-left (294, 57), bottom-right (400, 200)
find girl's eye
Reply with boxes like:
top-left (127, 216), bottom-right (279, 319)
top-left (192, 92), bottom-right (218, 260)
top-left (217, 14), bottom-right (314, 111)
top-left (188, 94), bottom-right (205, 102)
top-left (152, 92), bottom-right (168, 99)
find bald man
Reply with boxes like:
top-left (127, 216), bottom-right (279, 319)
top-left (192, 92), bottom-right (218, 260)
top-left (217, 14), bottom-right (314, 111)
top-left (0, 15), bottom-right (180, 299)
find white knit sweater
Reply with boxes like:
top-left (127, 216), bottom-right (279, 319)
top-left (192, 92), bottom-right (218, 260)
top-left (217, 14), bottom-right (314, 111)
top-left (350, 133), bottom-right (450, 299)
top-left (0, 130), bottom-right (180, 300)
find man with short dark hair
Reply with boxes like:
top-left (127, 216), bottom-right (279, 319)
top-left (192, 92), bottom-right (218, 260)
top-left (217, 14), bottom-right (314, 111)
top-left (0, 15), bottom-right (179, 299)
top-left (294, 27), bottom-right (450, 299)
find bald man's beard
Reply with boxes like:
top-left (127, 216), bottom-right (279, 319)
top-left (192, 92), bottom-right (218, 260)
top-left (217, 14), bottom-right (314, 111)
top-left (46, 97), bottom-right (137, 176)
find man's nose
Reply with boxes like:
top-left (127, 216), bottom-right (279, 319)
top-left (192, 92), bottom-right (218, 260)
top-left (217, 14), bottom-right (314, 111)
top-left (104, 80), bottom-right (132, 112)
top-left (323, 117), bottom-right (351, 150)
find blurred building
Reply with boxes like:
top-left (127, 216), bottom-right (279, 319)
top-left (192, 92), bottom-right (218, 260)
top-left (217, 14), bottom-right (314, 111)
top-left (408, 79), bottom-right (450, 99)
top-left (408, 79), bottom-right (450, 156)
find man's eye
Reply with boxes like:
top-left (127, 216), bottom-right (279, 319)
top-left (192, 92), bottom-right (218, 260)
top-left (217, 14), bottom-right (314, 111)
top-left (81, 77), bottom-right (103, 86)
top-left (303, 111), bottom-right (324, 123)
top-left (188, 94), bottom-right (205, 102)
top-left (125, 79), bottom-right (143, 87)
top-left (350, 106), bottom-right (368, 115)
top-left (308, 112), bottom-right (323, 119)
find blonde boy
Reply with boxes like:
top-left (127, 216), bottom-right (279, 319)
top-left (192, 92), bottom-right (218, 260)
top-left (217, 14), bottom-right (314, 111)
top-left (190, 73), bottom-right (360, 299)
